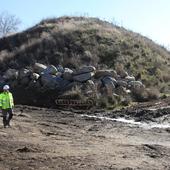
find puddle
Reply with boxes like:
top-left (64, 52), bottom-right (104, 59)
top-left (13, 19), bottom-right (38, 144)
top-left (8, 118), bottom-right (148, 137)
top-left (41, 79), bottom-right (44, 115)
top-left (81, 114), bottom-right (170, 129)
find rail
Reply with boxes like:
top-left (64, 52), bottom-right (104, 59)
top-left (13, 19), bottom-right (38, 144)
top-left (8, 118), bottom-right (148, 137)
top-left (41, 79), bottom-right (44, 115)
top-left (55, 99), bottom-right (95, 107)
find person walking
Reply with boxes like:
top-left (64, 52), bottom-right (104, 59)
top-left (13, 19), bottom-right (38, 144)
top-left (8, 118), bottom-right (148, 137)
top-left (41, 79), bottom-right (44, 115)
top-left (0, 85), bottom-right (14, 128)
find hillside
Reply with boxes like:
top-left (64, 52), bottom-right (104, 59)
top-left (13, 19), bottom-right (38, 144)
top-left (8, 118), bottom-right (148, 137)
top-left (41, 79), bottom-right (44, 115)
top-left (0, 16), bottom-right (170, 93)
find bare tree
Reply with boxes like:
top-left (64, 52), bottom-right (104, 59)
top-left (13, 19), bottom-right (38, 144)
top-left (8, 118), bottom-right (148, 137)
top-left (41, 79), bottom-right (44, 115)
top-left (0, 11), bottom-right (21, 37)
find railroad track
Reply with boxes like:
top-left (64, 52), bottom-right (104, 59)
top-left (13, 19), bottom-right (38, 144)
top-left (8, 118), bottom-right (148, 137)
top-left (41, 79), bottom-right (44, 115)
top-left (55, 99), bottom-right (95, 108)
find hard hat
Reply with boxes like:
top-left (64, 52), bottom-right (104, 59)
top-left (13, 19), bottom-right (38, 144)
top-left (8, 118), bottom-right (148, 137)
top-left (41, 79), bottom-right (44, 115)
top-left (3, 85), bottom-right (10, 90)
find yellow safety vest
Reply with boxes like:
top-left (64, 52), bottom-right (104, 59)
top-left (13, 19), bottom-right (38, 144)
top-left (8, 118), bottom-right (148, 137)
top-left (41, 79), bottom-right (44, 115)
top-left (0, 93), bottom-right (2, 107)
top-left (0, 92), bottom-right (14, 109)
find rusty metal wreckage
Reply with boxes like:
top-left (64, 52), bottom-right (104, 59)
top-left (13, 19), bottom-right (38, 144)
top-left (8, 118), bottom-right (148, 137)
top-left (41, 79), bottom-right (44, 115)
top-left (55, 98), bottom-right (95, 108)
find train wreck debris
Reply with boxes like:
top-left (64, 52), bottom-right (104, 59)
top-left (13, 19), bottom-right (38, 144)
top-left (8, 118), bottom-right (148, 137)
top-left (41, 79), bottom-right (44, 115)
top-left (0, 63), bottom-right (146, 107)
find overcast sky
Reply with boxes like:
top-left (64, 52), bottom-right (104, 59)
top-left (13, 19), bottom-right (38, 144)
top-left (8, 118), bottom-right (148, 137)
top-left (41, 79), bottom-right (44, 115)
top-left (1, 0), bottom-right (170, 49)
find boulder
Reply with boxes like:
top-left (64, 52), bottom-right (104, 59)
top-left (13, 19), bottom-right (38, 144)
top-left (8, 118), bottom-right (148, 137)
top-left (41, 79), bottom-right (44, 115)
top-left (34, 63), bottom-right (47, 73)
top-left (73, 72), bottom-right (94, 82)
top-left (30, 73), bottom-right (40, 80)
top-left (101, 76), bottom-right (116, 96)
top-left (40, 74), bottom-right (71, 90)
top-left (125, 75), bottom-right (135, 82)
top-left (43, 65), bottom-right (58, 75)
top-left (128, 81), bottom-right (144, 89)
top-left (55, 77), bottom-right (71, 91)
top-left (40, 74), bottom-right (58, 89)
top-left (18, 69), bottom-right (31, 80)
top-left (3, 69), bottom-right (18, 80)
top-left (74, 66), bottom-right (96, 75)
top-left (56, 65), bottom-right (64, 73)
top-left (119, 70), bottom-right (128, 78)
top-left (95, 70), bottom-right (118, 79)
top-left (62, 68), bottom-right (73, 81)
top-left (117, 80), bottom-right (128, 87)
top-left (102, 76), bottom-right (117, 86)
top-left (115, 86), bottom-right (128, 96)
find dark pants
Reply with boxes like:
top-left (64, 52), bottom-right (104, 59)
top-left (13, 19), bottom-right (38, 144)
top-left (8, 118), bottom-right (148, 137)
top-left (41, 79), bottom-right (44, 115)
top-left (2, 108), bottom-right (13, 127)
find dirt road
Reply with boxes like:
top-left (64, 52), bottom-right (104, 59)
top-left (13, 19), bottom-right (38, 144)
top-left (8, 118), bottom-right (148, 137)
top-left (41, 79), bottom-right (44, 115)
top-left (0, 104), bottom-right (170, 170)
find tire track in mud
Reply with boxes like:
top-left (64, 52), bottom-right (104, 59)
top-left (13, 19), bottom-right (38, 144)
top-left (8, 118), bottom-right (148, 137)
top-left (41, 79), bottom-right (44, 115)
top-left (0, 105), bottom-right (169, 170)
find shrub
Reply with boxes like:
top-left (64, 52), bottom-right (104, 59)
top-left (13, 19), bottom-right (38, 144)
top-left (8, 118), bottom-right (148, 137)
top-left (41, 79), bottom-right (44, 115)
top-left (146, 87), bottom-right (160, 100)
top-left (97, 97), bottom-right (108, 108)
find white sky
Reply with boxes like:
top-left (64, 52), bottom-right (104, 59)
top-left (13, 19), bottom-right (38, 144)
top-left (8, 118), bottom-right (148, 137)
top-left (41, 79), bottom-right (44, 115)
top-left (1, 0), bottom-right (170, 49)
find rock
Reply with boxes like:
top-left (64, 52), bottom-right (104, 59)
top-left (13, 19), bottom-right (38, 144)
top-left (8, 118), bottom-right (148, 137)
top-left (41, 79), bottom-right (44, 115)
top-left (55, 77), bottom-right (71, 91)
top-left (40, 74), bottom-right (58, 89)
top-left (128, 81), bottom-right (144, 89)
top-left (117, 80), bottom-right (128, 87)
top-left (126, 89), bottom-right (131, 94)
top-left (62, 68), bottom-right (73, 81)
top-left (116, 86), bottom-right (128, 96)
top-left (102, 76), bottom-right (117, 86)
top-left (119, 70), bottom-right (128, 78)
top-left (30, 73), bottom-right (40, 80)
top-left (95, 70), bottom-right (118, 79)
top-left (40, 74), bottom-right (71, 90)
top-left (3, 69), bottom-right (18, 80)
top-left (56, 65), bottom-right (64, 73)
top-left (34, 63), bottom-right (47, 73)
top-left (73, 72), bottom-right (94, 82)
top-left (125, 75), bottom-right (135, 82)
top-left (43, 65), bottom-right (58, 75)
top-left (74, 66), bottom-right (96, 75)
top-left (18, 69), bottom-right (31, 80)
top-left (113, 93), bottom-right (119, 97)
top-left (101, 76), bottom-right (116, 96)
top-left (128, 81), bottom-right (145, 96)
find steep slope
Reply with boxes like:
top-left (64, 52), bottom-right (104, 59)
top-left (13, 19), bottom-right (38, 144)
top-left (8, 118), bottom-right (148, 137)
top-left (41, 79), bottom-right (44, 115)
top-left (0, 16), bottom-right (170, 93)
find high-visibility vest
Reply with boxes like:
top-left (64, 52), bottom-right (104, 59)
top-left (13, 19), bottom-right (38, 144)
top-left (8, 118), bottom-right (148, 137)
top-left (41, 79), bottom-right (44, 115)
top-left (0, 92), bottom-right (14, 109)
top-left (0, 93), bottom-right (2, 107)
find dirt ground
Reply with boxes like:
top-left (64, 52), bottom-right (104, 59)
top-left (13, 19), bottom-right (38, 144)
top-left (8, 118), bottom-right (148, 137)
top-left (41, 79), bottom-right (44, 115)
top-left (0, 98), bottom-right (170, 170)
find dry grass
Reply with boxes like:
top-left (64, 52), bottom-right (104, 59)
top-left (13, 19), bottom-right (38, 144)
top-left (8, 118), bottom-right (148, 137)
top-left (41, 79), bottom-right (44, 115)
top-left (0, 16), bottom-right (170, 94)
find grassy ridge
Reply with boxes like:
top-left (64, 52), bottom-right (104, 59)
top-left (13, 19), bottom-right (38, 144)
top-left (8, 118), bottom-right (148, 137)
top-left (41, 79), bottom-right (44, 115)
top-left (0, 16), bottom-right (170, 93)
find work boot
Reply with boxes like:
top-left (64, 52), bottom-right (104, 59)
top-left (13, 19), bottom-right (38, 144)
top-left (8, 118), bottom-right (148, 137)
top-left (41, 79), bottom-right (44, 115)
top-left (7, 124), bottom-right (11, 128)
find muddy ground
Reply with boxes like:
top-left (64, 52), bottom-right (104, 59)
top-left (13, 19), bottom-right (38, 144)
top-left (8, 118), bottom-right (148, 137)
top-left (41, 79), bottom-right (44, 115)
top-left (0, 98), bottom-right (170, 170)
